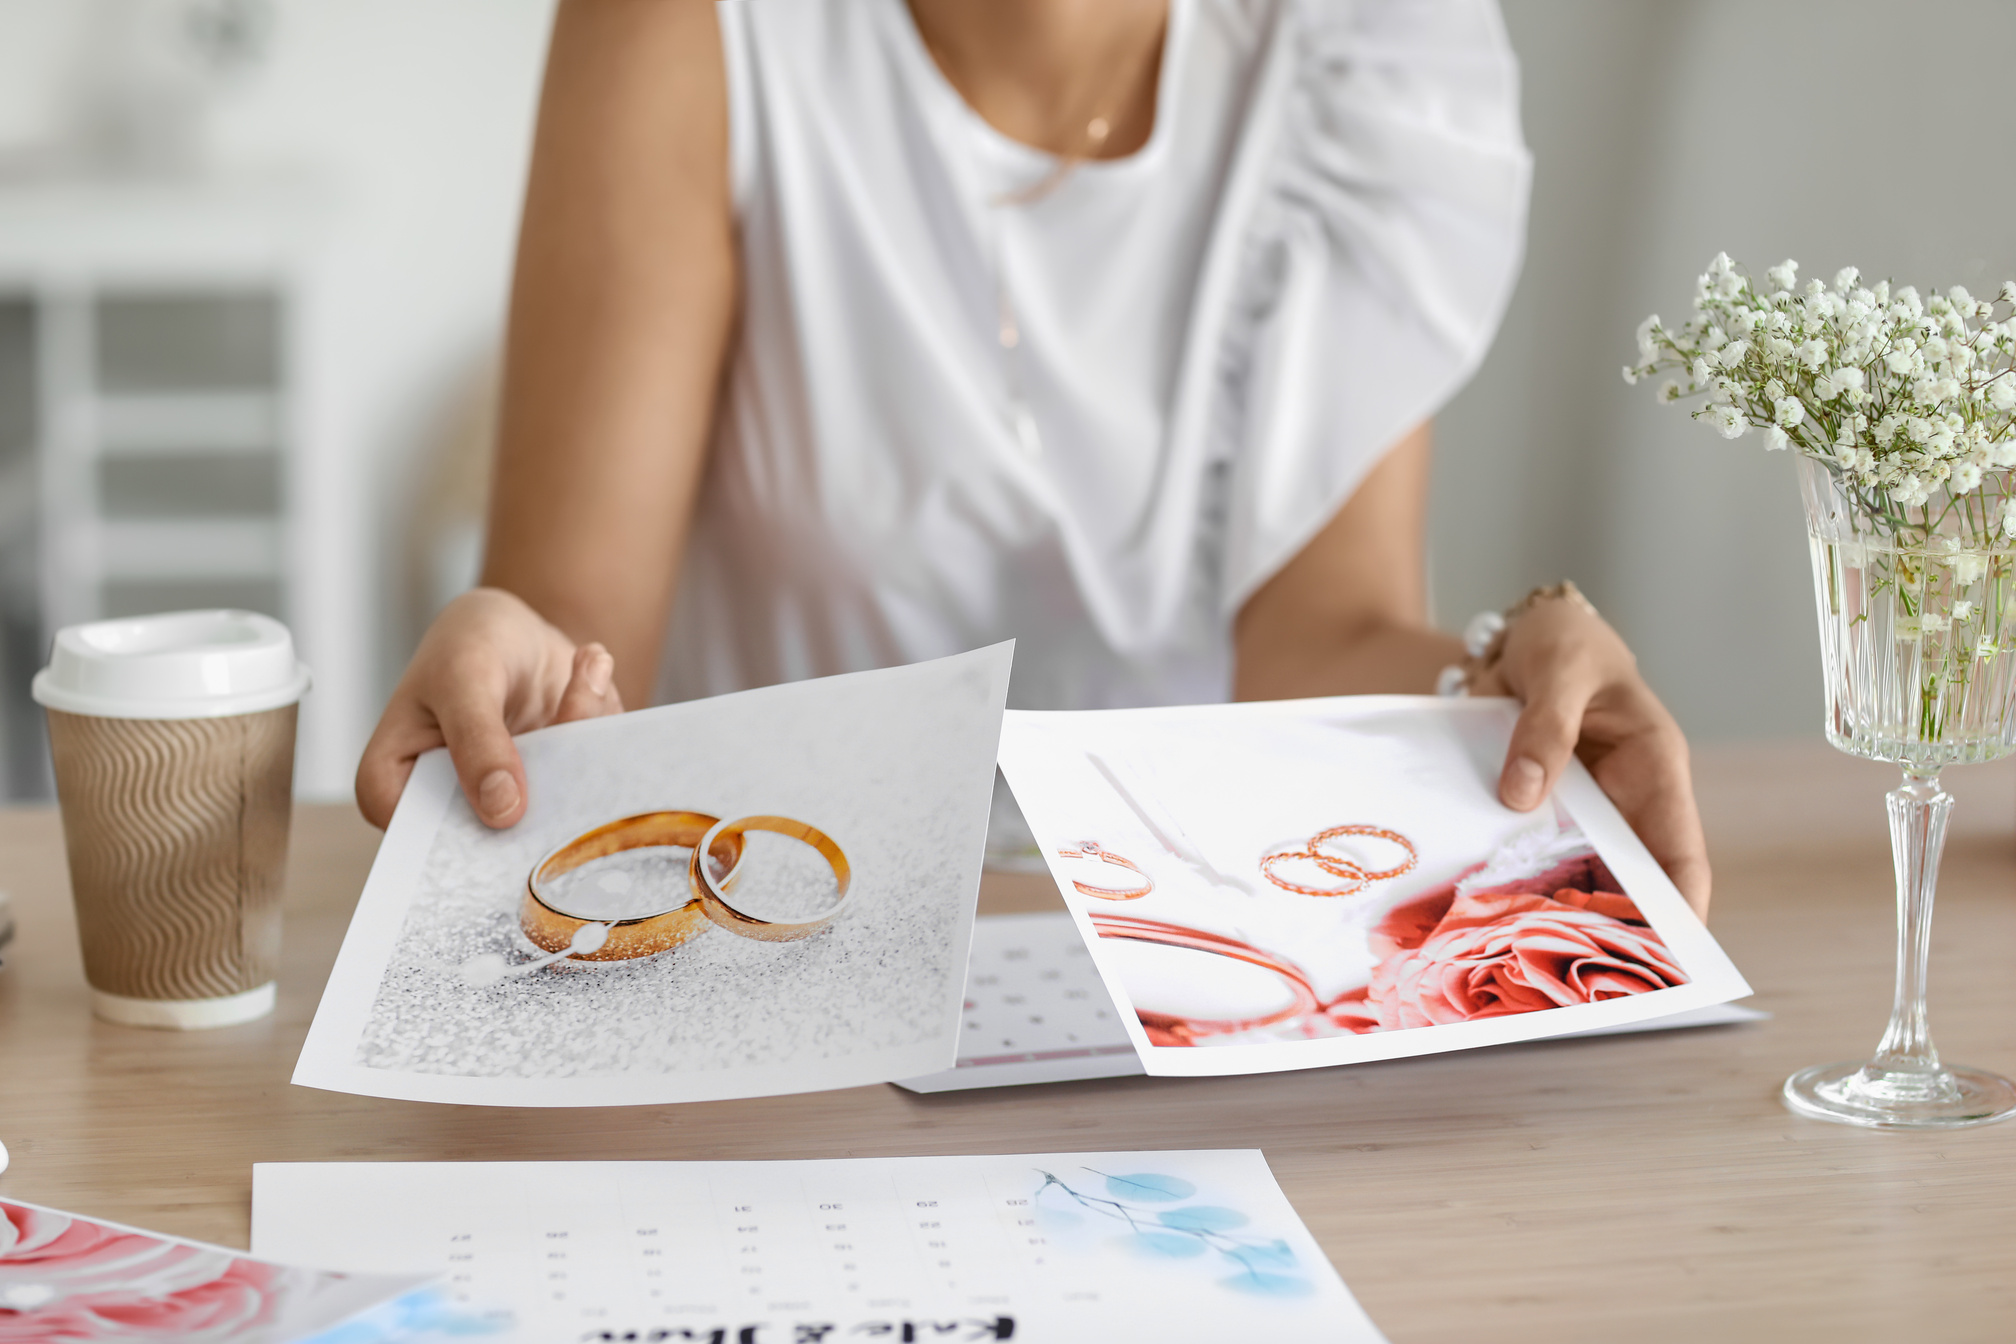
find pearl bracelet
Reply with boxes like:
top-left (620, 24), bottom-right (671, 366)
top-left (1436, 581), bottom-right (1597, 697)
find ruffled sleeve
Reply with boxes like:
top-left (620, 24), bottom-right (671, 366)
top-left (1215, 0), bottom-right (1531, 612)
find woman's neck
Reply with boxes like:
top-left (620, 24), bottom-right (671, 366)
top-left (906, 0), bottom-right (1169, 159)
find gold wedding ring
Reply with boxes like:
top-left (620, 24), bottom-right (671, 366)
top-left (521, 811), bottom-right (745, 961)
top-left (693, 815), bottom-right (851, 942)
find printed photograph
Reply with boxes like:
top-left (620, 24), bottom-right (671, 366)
top-left (0, 1199), bottom-right (429, 1344)
top-left (296, 648), bottom-right (1010, 1105)
top-left (1000, 698), bottom-right (1745, 1070)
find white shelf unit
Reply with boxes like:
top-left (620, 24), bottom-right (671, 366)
top-left (0, 174), bottom-right (365, 800)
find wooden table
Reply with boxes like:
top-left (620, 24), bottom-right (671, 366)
top-left (3, 742), bottom-right (2014, 1342)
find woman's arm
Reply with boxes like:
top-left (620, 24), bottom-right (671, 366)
top-left (356, 0), bottom-right (736, 829)
top-left (1232, 422), bottom-right (1712, 916)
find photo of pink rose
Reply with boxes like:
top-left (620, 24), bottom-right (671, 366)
top-left (0, 1199), bottom-right (432, 1344)
top-left (1320, 844), bottom-right (1688, 1035)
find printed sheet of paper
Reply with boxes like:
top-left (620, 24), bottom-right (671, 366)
top-left (896, 914), bottom-right (1766, 1092)
top-left (295, 646), bottom-right (1012, 1107)
top-left (894, 912), bottom-right (1138, 1092)
top-left (0, 1197), bottom-right (436, 1344)
top-left (997, 697), bottom-right (1753, 1077)
top-left (252, 1153), bottom-right (1385, 1344)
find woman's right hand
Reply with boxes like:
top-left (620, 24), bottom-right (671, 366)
top-left (355, 588), bottom-right (626, 830)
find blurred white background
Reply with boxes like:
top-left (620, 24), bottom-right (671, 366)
top-left (1, 0), bottom-right (2014, 799)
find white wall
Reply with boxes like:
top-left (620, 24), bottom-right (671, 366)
top-left (1437, 0), bottom-right (2016, 741)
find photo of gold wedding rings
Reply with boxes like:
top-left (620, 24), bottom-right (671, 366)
top-left (520, 809), bottom-right (848, 964)
top-left (693, 815), bottom-right (852, 942)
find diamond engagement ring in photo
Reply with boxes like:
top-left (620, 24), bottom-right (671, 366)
top-left (1055, 841), bottom-right (1155, 900)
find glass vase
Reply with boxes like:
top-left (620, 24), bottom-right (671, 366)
top-left (1783, 454), bottom-right (2016, 1128)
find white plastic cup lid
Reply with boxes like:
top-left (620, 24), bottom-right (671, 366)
top-left (32, 610), bottom-right (312, 720)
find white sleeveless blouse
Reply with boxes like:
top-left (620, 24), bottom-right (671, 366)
top-left (660, 0), bottom-right (1531, 714)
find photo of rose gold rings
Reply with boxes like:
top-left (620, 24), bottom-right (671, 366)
top-left (693, 815), bottom-right (852, 943)
top-left (1054, 841), bottom-right (1154, 900)
top-left (1309, 824), bottom-right (1417, 883)
top-left (1260, 823), bottom-right (1417, 897)
top-left (521, 810), bottom-right (745, 962)
top-left (1090, 913), bottom-right (1318, 1038)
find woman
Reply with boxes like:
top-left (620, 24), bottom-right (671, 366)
top-left (356, 0), bottom-right (1710, 914)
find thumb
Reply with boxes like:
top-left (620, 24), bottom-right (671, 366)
top-left (553, 642), bottom-right (624, 724)
top-left (1500, 675), bottom-right (1593, 812)
top-left (434, 680), bottom-right (530, 829)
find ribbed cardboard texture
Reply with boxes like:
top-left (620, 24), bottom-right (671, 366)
top-left (46, 705), bottom-right (297, 1002)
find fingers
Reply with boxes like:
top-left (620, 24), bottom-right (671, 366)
top-left (553, 642), bottom-right (624, 723)
top-left (431, 662), bottom-right (531, 829)
top-left (1591, 714), bottom-right (1714, 920)
top-left (1499, 669), bottom-right (1595, 811)
top-left (355, 699), bottom-right (436, 830)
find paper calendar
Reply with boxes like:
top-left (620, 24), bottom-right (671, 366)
top-left (252, 1153), bottom-right (1387, 1344)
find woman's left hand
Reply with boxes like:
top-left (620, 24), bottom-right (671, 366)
top-left (1468, 595), bottom-right (1711, 919)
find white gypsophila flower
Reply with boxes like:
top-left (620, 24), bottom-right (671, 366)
top-left (1953, 599), bottom-right (1976, 622)
top-left (2003, 497), bottom-right (2016, 538)
top-left (1706, 403), bottom-right (1747, 438)
top-left (1920, 612), bottom-right (1951, 635)
top-left (1767, 259), bottom-right (1798, 291)
top-left (1896, 615), bottom-right (1923, 640)
top-left (1635, 253), bottom-right (2016, 552)
top-left (1637, 315), bottom-right (1660, 362)
top-left (1621, 364), bottom-right (1638, 385)
top-left (1978, 635), bottom-right (1999, 659)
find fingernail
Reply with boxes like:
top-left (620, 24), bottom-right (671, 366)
top-left (1504, 756), bottom-right (1545, 809)
top-left (587, 650), bottom-right (614, 697)
top-left (478, 769), bottom-right (520, 821)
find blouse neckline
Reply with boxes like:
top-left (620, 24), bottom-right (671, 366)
top-left (881, 0), bottom-right (1187, 188)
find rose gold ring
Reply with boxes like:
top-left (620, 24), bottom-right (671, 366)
top-left (1259, 849), bottom-right (1371, 897)
top-left (1308, 825), bottom-right (1417, 883)
top-left (1055, 841), bottom-right (1154, 900)
top-left (522, 811), bottom-right (745, 961)
top-left (693, 815), bottom-right (851, 942)
top-left (1091, 913), bottom-right (1318, 1037)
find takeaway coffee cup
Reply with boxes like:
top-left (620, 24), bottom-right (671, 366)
top-left (32, 610), bottom-right (310, 1029)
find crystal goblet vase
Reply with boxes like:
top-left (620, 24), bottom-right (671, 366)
top-left (1783, 455), bottom-right (2016, 1128)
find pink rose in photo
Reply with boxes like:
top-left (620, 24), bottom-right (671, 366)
top-left (1324, 848), bottom-right (1687, 1033)
top-left (0, 1203), bottom-right (290, 1344)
